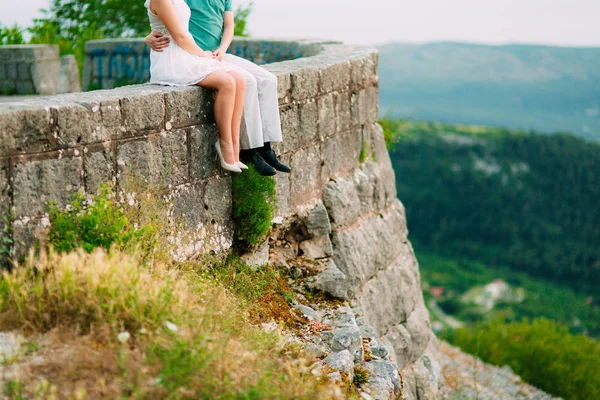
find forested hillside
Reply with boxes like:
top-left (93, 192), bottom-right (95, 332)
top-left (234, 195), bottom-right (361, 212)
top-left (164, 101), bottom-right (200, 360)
top-left (378, 42), bottom-right (600, 140)
top-left (388, 122), bottom-right (600, 297)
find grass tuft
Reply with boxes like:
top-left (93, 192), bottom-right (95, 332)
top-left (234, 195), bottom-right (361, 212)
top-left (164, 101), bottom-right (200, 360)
top-left (232, 164), bottom-right (277, 251)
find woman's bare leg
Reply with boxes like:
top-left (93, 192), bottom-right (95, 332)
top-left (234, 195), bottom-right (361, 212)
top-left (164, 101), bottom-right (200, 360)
top-left (198, 71), bottom-right (237, 164)
top-left (227, 70), bottom-right (246, 163)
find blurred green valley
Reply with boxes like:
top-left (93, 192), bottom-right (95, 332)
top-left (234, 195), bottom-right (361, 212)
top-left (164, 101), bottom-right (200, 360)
top-left (378, 42), bottom-right (600, 141)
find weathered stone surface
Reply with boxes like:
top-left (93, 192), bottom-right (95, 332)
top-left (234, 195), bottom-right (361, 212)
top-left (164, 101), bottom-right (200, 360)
top-left (309, 259), bottom-right (351, 300)
top-left (0, 105), bottom-right (51, 153)
top-left (318, 93), bottom-right (336, 138)
top-left (299, 100), bottom-right (319, 144)
top-left (12, 219), bottom-right (46, 259)
top-left (165, 87), bottom-right (214, 129)
top-left (322, 350), bottom-right (355, 381)
top-left (290, 145), bottom-right (321, 209)
top-left (291, 67), bottom-right (319, 101)
top-left (273, 155), bottom-right (291, 217)
top-left (189, 124), bottom-right (219, 179)
top-left (84, 146), bottom-right (115, 194)
top-left (77, 95), bottom-right (123, 143)
top-left (358, 87), bottom-right (379, 126)
top-left (122, 88), bottom-right (165, 132)
top-left (323, 177), bottom-right (362, 228)
top-left (240, 240), bottom-right (270, 269)
top-left (335, 92), bottom-right (352, 133)
top-left (12, 155), bottom-right (83, 217)
top-left (203, 175), bottom-right (233, 221)
top-left (117, 131), bottom-right (188, 188)
top-left (350, 53), bottom-right (378, 89)
top-left (50, 102), bottom-right (93, 146)
top-left (307, 201), bottom-right (332, 237)
top-left (354, 161), bottom-right (397, 214)
top-left (299, 236), bottom-right (333, 259)
top-left (363, 359), bottom-right (402, 400)
top-left (331, 200), bottom-right (408, 289)
top-left (356, 244), bottom-right (422, 346)
top-left (57, 55), bottom-right (81, 94)
top-left (294, 304), bottom-right (321, 321)
top-left (279, 104), bottom-right (301, 154)
top-left (320, 62), bottom-right (351, 94)
top-left (0, 161), bottom-right (10, 259)
top-left (381, 301), bottom-right (432, 370)
top-left (31, 60), bottom-right (61, 95)
top-left (330, 315), bottom-right (363, 362)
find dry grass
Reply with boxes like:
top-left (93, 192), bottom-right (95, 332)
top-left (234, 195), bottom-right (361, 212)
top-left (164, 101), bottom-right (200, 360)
top-left (0, 250), bottom-right (332, 399)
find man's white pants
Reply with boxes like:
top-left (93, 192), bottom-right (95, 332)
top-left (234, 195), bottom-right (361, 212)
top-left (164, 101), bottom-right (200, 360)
top-left (222, 54), bottom-right (283, 150)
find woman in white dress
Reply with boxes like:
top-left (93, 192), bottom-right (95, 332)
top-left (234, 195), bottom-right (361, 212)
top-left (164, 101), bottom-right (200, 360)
top-left (145, 0), bottom-right (246, 173)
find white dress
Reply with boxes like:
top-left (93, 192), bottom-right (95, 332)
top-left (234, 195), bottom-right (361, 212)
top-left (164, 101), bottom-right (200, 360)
top-left (144, 0), bottom-right (235, 86)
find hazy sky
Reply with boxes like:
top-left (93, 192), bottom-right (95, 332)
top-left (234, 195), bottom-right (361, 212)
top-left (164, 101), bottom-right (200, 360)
top-left (1, 0), bottom-right (599, 47)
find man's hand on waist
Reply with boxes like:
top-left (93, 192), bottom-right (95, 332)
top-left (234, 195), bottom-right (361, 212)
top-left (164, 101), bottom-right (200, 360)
top-left (146, 32), bottom-right (170, 52)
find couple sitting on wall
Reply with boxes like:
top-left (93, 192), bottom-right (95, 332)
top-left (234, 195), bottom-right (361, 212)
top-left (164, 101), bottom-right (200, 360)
top-left (144, 0), bottom-right (290, 176)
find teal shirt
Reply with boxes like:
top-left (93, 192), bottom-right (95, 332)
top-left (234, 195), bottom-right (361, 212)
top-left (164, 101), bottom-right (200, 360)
top-left (186, 0), bottom-right (232, 52)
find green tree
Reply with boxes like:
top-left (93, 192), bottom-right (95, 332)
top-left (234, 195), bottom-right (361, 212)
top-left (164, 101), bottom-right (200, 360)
top-left (0, 23), bottom-right (26, 45)
top-left (234, 2), bottom-right (253, 37)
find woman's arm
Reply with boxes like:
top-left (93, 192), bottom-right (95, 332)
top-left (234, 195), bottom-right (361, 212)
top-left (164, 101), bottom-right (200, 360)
top-left (213, 11), bottom-right (234, 61)
top-left (150, 0), bottom-right (213, 57)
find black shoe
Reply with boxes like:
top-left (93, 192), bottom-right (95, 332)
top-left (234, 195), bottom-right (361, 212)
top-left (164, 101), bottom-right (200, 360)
top-left (258, 143), bottom-right (291, 173)
top-left (241, 149), bottom-right (276, 176)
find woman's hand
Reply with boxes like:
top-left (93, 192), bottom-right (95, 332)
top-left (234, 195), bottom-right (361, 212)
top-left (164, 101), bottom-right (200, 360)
top-left (200, 50), bottom-right (216, 58)
top-left (212, 47), bottom-right (227, 61)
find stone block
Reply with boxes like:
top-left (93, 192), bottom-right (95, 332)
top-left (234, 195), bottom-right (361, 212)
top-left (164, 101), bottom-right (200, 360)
top-left (273, 153), bottom-right (291, 217)
top-left (6, 64), bottom-right (17, 80)
top-left (354, 161), bottom-right (397, 213)
top-left (57, 55), bottom-right (82, 94)
top-left (84, 146), bottom-right (116, 195)
top-left (50, 102), bottom-right (93, 146)
top-left (309, 259), bottom-right (351, 300)
top-left (321, 129), bottom-right (362, 181)
top-left (203, 175), bottom-right (232, 222)
top-left (31, 60), bottom-right (61, 95)
top-left (17, 63), bottom-right (31, 80)
top-left (331, 200), bottom-right (408, 288)
top-left (189, 124), bottom-right (219, 180)
top-left (12, 218), bottom-right (47, 259)
top-left (79, 95), bottom-right (123, 143)
top-left (307, 201), bottom-right (332, 237)
top-left (117, 131), bottom-right (188, 189)
top-left (0, 104), bottom-right (51, 154)
top-left (291, 67), bottom-right (319, 101)
top-left (122, 90), bottom-right (165, 132)
top-left (171, 183), bottom-right (205, 230)
top-left (349, 92), bottom-right (361, 129)
top-left (350, 53), bottom-right (378, 89)
top-left (299, 236), bottom-right (333, 259)
top-left (317, 93), bottom-right (336, 139)
top-left (358, 87), bottom-right (379, 126)
top-left (165, 87), bottom-right (214, 129)
top-left (323, 177), bottom-right (362, 228)
top-left (322, 350), bottom-right (355, 382)
top-left (298, 100), bottom-right (318, 144)
top-left (319, 62), bottom-right (351, 93)
top-left (279, 103), bottom-right (301, 154)
top-left (0, 161), bottom-right (10, 255)
top-left (290, 145), bottom-right (321, 209)
top-left (363, 359), bottom-right (403, 399)
top-left (275, 70), bottom-right (292, 104)
top-left (12, 154), bottom-right (84, 218)
top-left (330, 325), bottom-right (363, 362)
top-left (15, 81), bottom-right (35, 95)
top-left (0, 64), bottom-right (6, 80)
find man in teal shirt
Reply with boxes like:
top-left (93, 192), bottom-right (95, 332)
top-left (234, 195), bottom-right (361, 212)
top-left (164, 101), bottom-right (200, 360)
top-left (146, 0), bottom-right (290, 176)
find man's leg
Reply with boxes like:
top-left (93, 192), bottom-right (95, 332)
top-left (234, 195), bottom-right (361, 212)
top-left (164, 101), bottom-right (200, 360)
top-left (223, 54), bottom-right (290, 173)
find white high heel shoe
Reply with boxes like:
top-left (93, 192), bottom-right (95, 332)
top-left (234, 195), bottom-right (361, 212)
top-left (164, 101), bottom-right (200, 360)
top-left (236, 161), bottom-right (249, 170)
top-left (215, 142), bottom-right (242, 173)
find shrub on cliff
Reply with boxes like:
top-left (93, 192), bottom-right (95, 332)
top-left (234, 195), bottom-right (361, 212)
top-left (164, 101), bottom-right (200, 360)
top-left (232, 165), bottom-right (277, 251)
top-left (46, 184), bottom-right (151, 254)
top-left (448, 317), bottom-right (600, 400)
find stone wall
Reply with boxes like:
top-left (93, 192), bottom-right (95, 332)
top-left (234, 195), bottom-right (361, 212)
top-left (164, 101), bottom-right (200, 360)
top-left (0, 45), bottom-right (80, 96)
top-left (0, 39), bottom-right (441, 399)
top-left (82, 37), bottom-right (337, 91)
